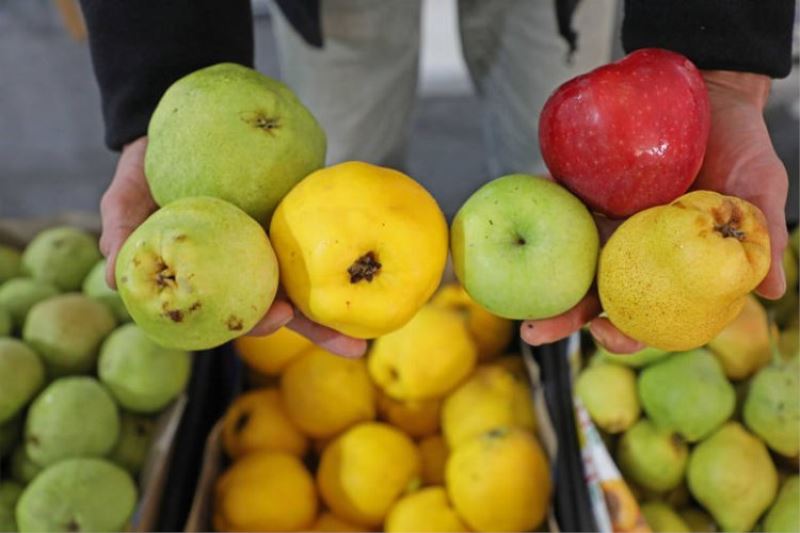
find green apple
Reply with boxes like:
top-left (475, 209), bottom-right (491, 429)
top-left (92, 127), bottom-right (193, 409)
top-left (0, 278), bottom-right (59, 330)
top-left (15, 458), bottom-right (137, 533)
top-left (22, 294), bottom-right (116, 377)
top-left (82, 259), bottom-right (130, 322)
top-left (25, 377), bottom-right (120, 467)
top-left (451, 174), bottom-right (599, 319)
top-left (0, 339), bottom-right (45, 424)
top-left (0, 245), bottom-right (21, 284)
top-left (109, 412), bottom-right (156, 475)
top-left (115, 196), bottom-right (279, 350)
top-left (145, 62), bottom-right (326, 225)
top-left (21, 227), bottom-right (100, 291)
top-left (99, 324), bottom-right (190, 413)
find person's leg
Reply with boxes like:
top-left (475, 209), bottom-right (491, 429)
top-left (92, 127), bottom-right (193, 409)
top-left (459, 0), bottom-right (617, 176)
top-left (271, 0), bottom-right (422, 169)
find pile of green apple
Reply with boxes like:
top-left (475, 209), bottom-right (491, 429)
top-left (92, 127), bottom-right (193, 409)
top-left (575, 234), bottom-right (799, 533)
top-left (0, 227), bottom-right (191, 532)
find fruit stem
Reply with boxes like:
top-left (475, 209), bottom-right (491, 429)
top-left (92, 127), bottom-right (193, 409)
top-left (714, 222), bottom-right (746, 241)
top-left (348, 251), bottom-right (381, 283)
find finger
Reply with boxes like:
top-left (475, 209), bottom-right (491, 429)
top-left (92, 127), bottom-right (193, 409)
top-left (755, 216), bottom-right (789, 300)
top-left (287, 312), bottom-right (367, 358)
top-left (589, 317), bottom-right (646, 353)
top-left (520, 291), bottom-right (602, 346)
top-left (246, 299), bottom-right (295, 336)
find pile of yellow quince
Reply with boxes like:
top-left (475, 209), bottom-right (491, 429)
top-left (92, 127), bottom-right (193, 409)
top-left (212, 283), bottom-right (551, 532)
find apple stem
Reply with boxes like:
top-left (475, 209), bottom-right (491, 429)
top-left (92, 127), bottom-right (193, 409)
top-left (348, 251), bottom-right (381, 283)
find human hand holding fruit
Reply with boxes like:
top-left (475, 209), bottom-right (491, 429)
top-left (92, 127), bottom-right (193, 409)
top-left (98, 136), bottom-right (366, 357)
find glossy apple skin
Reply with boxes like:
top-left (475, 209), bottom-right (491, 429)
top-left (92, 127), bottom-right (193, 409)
top-left (539, 48), bottom-right (710, 219)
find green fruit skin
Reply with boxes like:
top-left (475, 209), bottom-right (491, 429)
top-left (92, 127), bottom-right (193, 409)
top-left (451, 174), bottom-right (599, 320)
top-left (10, 446), bottom-right (42, 485)
top-left (596, 345), bottom-right (670, 368)
top-left (0, 482), bottom-right (23, 533)
top-left (115, 196), bottom-right (279, 351)
top-left (0, 339), bottom-right (45, 424)
top-left (109, 412), bottom-right (156, 475)
top-left (15, 458), bottom-right (137, 533)
top-left (687, 422), bottom-right (778, 533)
top-left (0, 417), bottom-right (21, 458)
top-left (82, 260), bottom-right (130, 323)
top-left (743, 359), bottom-right (800, 457)
top-left (764, 476), bottom-right (800, 533)
top-left (641, 501), bottom-right (690, 532)
top-left (145, 63), bottom-right (326, 225)
top-left (0, 245), bottom-right (22, 285)
top-left (575, 363), bottom-right (640, 433)
top-left (22, 294), bottom-right (116, 378)
top-left (21, 227), bottom-right (101, 292)
top-left (638, 349), bottom-right (735, 442)
top-left (25, 377), bottom-right (120, 468)
top-left (99, 324), bottom-right (190, 413)
top-left (0, 279), bottom-right (59, 331)
top-left (617, 419), bottom-right (688, 493)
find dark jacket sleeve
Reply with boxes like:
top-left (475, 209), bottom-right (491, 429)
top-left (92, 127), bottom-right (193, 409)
top-left (622, 0), bottom-right (795, 78)
top-left (79, 0), bottom-right (254, 151)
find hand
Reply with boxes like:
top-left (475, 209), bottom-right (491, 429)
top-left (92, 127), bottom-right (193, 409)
top-left (99, 136), bottom-right (366, 357)
top-left (521, 70), bottom-right (789, 353)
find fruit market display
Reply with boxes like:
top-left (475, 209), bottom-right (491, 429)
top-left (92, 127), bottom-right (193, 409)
top-left (214, 284), bottom-right (552, 532)
top-left (576, 250), bottom-right (800, 533)
top-left (0, 227), bottom-right (190, 532)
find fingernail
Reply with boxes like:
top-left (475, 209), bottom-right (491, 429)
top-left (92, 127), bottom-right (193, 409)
top-left (778, 263), bottom-right (787, 294)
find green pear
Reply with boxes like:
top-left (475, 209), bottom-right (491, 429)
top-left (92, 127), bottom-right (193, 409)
top-left (99, 324), bottom-right (190, 413)
top-left (638, 349), bottom-right (735, 442)
top-left (145, 63), bottom-right (326, 225)
top-left (0, 417), bottom-right (21, 458)
top-left (743, 358), bottom-right (799, 457)
top-left (21, 227), bottom-right (100, 292)
top-left (82, 260), bottom-right (130, 323)
top-left (25, 377), bottom-right (120, 467)
top-left (22, 294), bottom-right (116, 377)
top-left (641, 501), bottom-right (690, 532)
top-left (15, 458), bottom-right (137, 533)
top-left (0, 279), bottom-right (59, 331)
top-left (575, 362), bottom-right (640, 433)
top-left (678, 508), bottom-right (716, 532)
top-left (617, 419), bottom-right (687, 492)
top-left (0, 245), bottom-right (21, 284)
top-left (10, 446), bottom-right (41, 485)
top-left (0, 482), bottom-right (23, 532)
top-left (0, 339), bottom-right (44, 424)
top-left (687, 422), bottom-right (777, 532)
top-left (109, 412), bottom-right (156, 476)
top-left (764, 476), bottom-right (799, 533)
top-left (115, 197), bottom-right (279, 350)
top-left (0, 308), bottom-right (10, 337)
top-left (595, 345), bottom-right (670, 368)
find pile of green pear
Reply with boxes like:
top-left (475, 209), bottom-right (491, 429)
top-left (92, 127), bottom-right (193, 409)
top-left (577, 230), bottom-right (799, 533)
top-left (0, 226), bottom-right (191, 532)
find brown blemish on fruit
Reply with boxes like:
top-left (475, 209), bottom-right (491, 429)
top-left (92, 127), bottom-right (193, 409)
top-left (242, 111), bottom-right (280, 135)
top-left (174, 234), bottom-right (187, 242)
top-left (234, 412), bottom-right (250, 434)
top-left (712, 200), bottom-right (746, 241)
top-left (66, 518), bottom-right (80, 532)
top-left (348, 251), bottom-right (381, 283)
top-left (133, 257), bottom-right (141, 267)
top-left (189, 301), bottom-right (202, 312)
top-left (155, 261), bottom-right (177, 290)
top-left (120, 276), bottom-right (128, 283)
top-left (670, 433), bottom-right (684, 449)
top-left (27, 434), bottom-right (39, 446)
top-left (227, 315), bottom-right (244, 331)
top-left (166, 310), bottom-right (183, 322)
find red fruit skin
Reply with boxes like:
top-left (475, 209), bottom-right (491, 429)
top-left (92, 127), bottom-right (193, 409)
top-left (539, 48), bottom-right (710, 219)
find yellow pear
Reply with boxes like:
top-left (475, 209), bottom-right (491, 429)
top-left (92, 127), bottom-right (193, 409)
top-left (385, 487), bottom-right (470, 533)
top-left (706, 294), bottom-right (773, 380)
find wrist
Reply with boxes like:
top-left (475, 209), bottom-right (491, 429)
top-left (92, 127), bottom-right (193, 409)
top-left (701, 71), bottom-right (771, 110)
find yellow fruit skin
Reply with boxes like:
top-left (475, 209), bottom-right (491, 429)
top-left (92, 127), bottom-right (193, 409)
top-left (213, 452), bottom-right (317, 532)
top-left (446, 427), bottom-right (551, 532)
top-left (377, 390), bottom-right (441, 438)
top-left (385, 487), bottom-right (470, 533)
top-left (317, 422), bottom-right (421, 527)
top-left (707, 294), bottom-right (773, 380)
top-left (222, 388), bottom-right (308, 459)
top-left (369, 306), bottom-right (477, 400)
top-left (270, 161), bottom-right (448, 339)
top-left (442, 365), bottom-right (536, 448)
top-left (431, 284), bottom-right (514, 361)
top-left (599, 191), bottom-right (770, 351)
top-left (234, 327), bottom-right (313, 376)
top-left (419, 435), bottom-right (449, 486)
top-left (281, 347), bottom-right (376, 439)
top-left (309, 512), bottom-right (366, 532)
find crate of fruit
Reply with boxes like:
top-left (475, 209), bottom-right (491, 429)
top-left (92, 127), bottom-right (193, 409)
top-left (0, 214), bottom-right (191, 532)
top-left (572, 232), bottom-right (799, 533)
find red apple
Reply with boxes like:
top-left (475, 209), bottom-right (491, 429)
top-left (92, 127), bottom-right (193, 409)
top-left (539, 48), bottom-right (710, 218)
